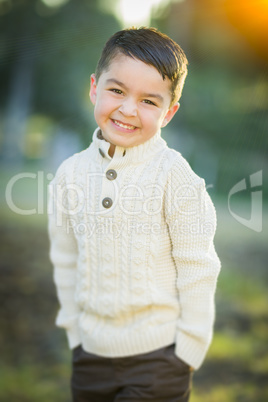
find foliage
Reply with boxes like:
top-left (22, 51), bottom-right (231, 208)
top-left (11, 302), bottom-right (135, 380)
top-left (0, 0), bottom-right (121, 144)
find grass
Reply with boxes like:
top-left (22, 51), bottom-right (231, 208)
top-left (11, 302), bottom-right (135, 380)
top-left (0, 364), bottom-right (71, 402)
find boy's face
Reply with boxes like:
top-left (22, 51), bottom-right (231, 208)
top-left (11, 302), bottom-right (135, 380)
top-left (90, 53), bottom-right (179, 156)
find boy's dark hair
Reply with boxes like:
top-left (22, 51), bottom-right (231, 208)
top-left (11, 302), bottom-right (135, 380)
top-left (95, 27), bottom-right (188, 106)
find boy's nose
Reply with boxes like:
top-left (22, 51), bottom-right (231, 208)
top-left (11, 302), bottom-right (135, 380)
top-left (118, 98), bottom-right (137, 117)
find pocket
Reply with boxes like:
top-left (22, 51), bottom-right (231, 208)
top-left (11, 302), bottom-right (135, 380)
top-left (173, 354), bottom-right (194, 372)
top-left (72, 344), bottom-right (82, 353)
top-left (72, 344), bottom-right (82, 362)
top-left (165, 344), bottom-right (193, 372)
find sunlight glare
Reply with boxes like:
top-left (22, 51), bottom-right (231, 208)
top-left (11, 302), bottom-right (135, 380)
top-left (117, 0), bottom-right (167, 26)
top-left (41, 0), bottom-right (69, 8)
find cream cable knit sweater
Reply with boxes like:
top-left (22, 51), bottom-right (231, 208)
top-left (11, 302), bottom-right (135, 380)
top-left (48, 127), bottom-right (221, 370)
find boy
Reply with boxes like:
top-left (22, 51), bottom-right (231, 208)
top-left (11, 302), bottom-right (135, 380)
top-left (48, 27), bottom-right (221, 401)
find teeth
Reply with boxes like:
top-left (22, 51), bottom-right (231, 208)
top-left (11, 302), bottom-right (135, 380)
top-left (114, 120), bottom-right (135, 130)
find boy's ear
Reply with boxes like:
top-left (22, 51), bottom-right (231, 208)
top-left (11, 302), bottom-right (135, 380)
top-left (89, 73), bottom-right (97, 105)
top-left (161, 102), bottom-right (180, 128)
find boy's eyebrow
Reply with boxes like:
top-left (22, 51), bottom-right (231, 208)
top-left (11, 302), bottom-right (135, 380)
top-left (142, 92), bottom-right (164, 104)
top-left (105, 78), bottom-right (164, 104)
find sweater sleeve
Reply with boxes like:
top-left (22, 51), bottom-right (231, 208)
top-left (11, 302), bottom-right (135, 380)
top-left (47, 161), bottom-right (81, 349)
top-left (165, 158), bottom-right (221, 370)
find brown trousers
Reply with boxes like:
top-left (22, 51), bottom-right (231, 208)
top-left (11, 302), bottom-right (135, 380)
top-left (71, 343), bottom-right (193, 402)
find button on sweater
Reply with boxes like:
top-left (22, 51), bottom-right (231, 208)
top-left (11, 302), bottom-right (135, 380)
top-left (48, 127), bottom-right (221, 370)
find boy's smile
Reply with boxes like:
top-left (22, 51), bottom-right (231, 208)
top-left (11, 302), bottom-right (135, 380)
top-left (90, 53), bottom-right (179, 157)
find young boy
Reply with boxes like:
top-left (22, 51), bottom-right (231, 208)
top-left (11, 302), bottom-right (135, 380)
top-left (48, 27), bottom-right (221, 402)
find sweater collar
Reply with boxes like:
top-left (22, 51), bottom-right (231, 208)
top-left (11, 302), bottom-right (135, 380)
top-left (91, 127), bottom-right (167, 164)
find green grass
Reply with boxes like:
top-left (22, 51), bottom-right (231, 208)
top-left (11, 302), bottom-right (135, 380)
top-left (0, 364), bottom-right (71, 402)
top-left (191, 383), bottom-right (268, 402)
top-left (218, 267), bottom-right (268, 314)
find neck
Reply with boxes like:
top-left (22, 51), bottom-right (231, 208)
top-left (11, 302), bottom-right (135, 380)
top-left (108, 143), bottom-right (116, 158)
top-left (93, 127), bottom-right (167, 164)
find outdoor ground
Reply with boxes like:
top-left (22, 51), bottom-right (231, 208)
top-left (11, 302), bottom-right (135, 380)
top-left (0, 198), bottom-right (267, 402)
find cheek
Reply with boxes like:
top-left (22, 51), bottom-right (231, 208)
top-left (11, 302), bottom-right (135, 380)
top-left (142, 110), bottom-right (164, 129)
top-left (94, 99), bottom-right (106, 120)
top-left (97, 97), bottom-right (115, 115)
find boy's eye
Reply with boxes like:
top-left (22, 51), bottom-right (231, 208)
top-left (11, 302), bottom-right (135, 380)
top-left (143, 99), bottom-right (157, 106)
top-left (109, 88), bottom-right (123, 95)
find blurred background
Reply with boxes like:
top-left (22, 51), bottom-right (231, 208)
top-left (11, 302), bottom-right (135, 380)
top-left (0, 0), bottom-right (267, 400)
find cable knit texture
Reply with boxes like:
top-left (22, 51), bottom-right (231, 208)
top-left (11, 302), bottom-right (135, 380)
top-left (48, 127), bottom-right (221, 370)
